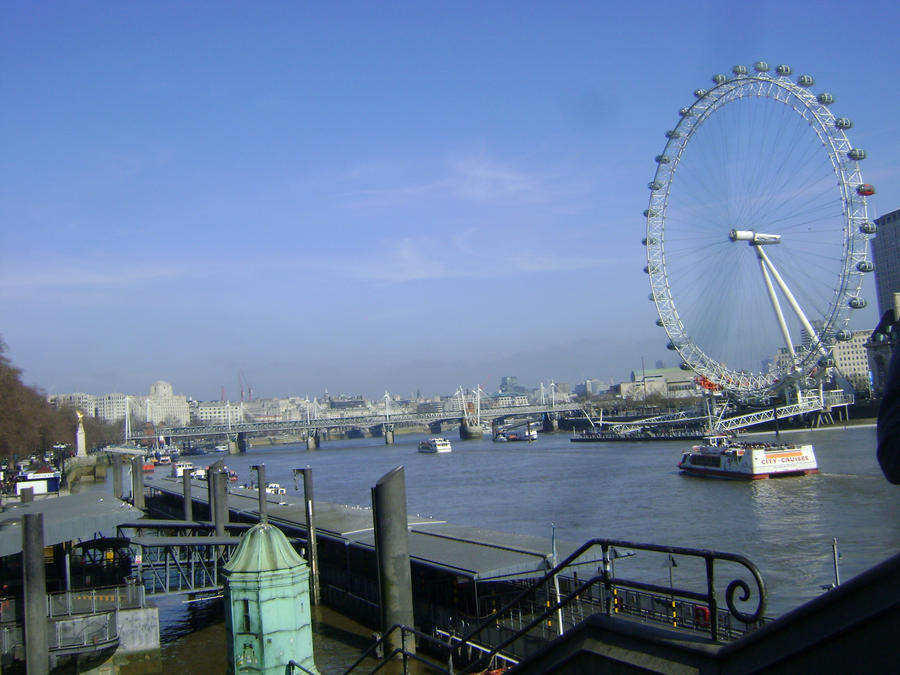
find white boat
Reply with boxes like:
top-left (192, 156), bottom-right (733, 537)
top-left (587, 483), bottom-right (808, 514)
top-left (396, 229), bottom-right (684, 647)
top-left (678, 435), bottom-right (818, 480)
top-left (418, 438), bottom-right (452, 453)
top-left (265, 482), bottom-right (287, 495)
top-left (171, 461), bottom-right (194, 478)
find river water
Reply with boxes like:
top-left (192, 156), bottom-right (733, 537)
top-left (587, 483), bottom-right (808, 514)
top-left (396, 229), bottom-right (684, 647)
top-left (95, 424), bottom-right (900, 672)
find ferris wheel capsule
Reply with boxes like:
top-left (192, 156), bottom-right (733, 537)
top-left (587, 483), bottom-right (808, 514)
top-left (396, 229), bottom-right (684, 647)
top-left (732, 65), bottom-right (749, 76)
top-left (712, 74), bottom-right (727, 85)
top-left (849, 297), bottom-right (867, 309)
top-left (856, 184), bottom-right (875, 196)
top-left (776, 64), bottom-right (792, 76)
top-left (797, 75), bottom-right (815, 87)
top-left (860, 221), bottom-right (877, 235)
top-left (817, 92), bottom-right (835, 105)
top-left (848, 148), bottom-right (866, 161)
top-left (753, 61), bottom-right (770, 73)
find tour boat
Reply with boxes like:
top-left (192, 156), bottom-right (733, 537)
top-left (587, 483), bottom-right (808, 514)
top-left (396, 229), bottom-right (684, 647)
top-left (418, 438), bottom-right (452, 453)
top-left (678, 435), bottom-right (818, 480)
top-left (265, 482), bottom-right (287, 495)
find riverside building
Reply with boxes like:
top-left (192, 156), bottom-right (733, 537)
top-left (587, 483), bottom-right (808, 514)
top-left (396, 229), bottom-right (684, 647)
top-left (873, 208), bottom-right (900, 318)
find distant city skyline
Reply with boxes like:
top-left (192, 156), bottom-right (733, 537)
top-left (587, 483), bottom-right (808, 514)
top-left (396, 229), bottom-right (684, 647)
top-left (2, 2), bottom-right (895, 401)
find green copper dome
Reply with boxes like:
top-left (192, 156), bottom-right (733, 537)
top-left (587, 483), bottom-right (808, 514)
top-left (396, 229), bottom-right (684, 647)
top-left (225, 522), bottom-right (304, 573)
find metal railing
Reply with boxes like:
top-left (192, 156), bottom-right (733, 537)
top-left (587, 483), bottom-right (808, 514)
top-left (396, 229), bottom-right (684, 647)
top-left (134, 540), bottom-right (237, 596)
top-left (0, 583), bottom-right (138, 657)
top-left (451, 537), bottom-right (766, 673)
top-left (343, 623), bottom-right (461, 675)
top-left (50, 612), bottom-right (117, 654)
top-left (48, 582), bottom-right (145, 617)
top-left (338, 538), bottom-right (766, 674)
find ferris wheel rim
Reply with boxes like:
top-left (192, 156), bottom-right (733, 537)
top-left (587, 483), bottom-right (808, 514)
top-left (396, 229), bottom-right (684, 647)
top-left (644, 64), bottom-right (873, 396)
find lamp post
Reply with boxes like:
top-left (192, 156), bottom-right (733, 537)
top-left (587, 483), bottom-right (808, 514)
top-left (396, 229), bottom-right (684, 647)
top-left (293, 467), bottom-right (320, 604)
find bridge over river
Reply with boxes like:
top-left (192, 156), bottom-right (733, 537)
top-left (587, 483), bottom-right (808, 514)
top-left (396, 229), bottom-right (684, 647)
top-left (128, 402), bottom-right (585, 448)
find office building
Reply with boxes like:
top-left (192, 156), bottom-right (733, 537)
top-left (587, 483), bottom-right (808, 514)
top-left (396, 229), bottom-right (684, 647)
top-left (873, 208), bottom-right (900, 318)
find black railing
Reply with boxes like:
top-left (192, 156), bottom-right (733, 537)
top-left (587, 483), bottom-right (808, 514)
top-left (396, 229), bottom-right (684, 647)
top-left (339, 538), bottom-right (766, 674)
top-left (453, 538), bottom-right (765, 672)
top-left (343, 623), bottom-right (459, 675)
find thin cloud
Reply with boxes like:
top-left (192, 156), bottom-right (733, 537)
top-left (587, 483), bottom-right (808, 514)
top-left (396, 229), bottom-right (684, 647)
top-left (449, 154), bottom-right (548, 203)
top-left (331, 233), bottom-right (609, 284)
top-left (0, 258), bottom-right (181, 296)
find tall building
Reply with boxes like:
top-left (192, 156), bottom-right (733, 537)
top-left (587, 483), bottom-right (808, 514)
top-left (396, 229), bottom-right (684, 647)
top-left (873, 208), bottom-right (900, 318)
top-left (193, 400), bottom-right (244, 425)
top-left (95, 393), bottom-right (130, 422)
top-left (499, 376), bottom-right (518, 393)
top-left (830, 330), bottom-right (872, 394)
top-left (146, 381), bottom-right (190, 426)
top-left (48, 392), bottom-right (96, 415)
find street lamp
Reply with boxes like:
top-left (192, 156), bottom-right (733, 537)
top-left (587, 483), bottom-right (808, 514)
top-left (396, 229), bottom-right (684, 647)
top-left (293, 466), bottom-right (320, 605)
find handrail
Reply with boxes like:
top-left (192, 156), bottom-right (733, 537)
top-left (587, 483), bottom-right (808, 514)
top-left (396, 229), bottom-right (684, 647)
top-left (46, 582), bottom-right (145, 617)
top-left (455, 537), bottom-right (765, 673)
top-left (285, 659), bottom-right (318, 675)
top-left (343, 623), bottom-right (455, 675)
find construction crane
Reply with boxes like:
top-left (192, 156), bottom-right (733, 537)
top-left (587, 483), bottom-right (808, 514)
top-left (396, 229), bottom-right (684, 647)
top-left (239, 369), bottom-right (253, 402)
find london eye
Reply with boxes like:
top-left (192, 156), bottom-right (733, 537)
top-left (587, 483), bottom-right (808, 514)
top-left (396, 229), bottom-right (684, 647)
top-left (644, 62), bottom-right (876, 399)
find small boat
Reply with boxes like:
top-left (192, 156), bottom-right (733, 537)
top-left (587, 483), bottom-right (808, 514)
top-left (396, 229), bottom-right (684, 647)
top-left (142, 463), bottom-right (155, 473)
top-left (678, 435), bottom-right (818, 480)
top-left (493, 421), bottom-right (539, 442)
top-left (213, 444), bottom-right (228, 453)
top-left (265, 482), bottom-right (287, 495)
top-left (418, 438), bottom-right (452, 453)
top-left (171, 461), bottom-right (194, 478)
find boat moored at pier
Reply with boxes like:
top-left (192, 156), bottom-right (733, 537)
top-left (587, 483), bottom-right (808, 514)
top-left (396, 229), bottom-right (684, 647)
top-left (418, 438), bottom-right (452, 453)
top-left (678, 435), bottom-right (818, 479)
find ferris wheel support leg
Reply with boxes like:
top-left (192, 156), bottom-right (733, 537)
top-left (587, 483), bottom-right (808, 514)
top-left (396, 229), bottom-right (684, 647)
top-left (756, 248), bottom-right (796, 361)
top-left (757, 246), bottom-right (827, 359)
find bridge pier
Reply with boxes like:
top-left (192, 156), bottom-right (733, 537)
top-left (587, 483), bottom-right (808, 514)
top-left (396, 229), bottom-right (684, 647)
top-left (543, 412), bottom-right (559, 432)
top-left (383, 423), bottom-right (394, 445)
top-left (428, 421), bottom-right (442, 434)
top-left (307, 430), bottom-right (319, 450)
top-left (236, 432), bottom-right (251, 453)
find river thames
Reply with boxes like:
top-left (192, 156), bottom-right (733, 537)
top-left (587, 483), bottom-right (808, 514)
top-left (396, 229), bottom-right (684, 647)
top-left (105, 423), bottom-right (899, 671)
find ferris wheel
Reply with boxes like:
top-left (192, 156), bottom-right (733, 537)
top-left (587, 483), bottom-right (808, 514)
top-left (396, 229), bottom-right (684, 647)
top-left (644, 62), bottom-right (875, 398)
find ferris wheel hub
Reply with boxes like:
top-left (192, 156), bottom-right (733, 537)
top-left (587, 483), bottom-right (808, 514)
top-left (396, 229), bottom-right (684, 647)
top-left (728, 229), bottom-right (782, 245)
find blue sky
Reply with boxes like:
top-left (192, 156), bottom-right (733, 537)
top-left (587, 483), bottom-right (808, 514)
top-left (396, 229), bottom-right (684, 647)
top-left (2, 1), bottom-right (898, 401)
